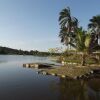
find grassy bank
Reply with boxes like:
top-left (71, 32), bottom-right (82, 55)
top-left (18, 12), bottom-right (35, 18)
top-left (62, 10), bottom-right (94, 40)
top-left (42, 64), bottom-right (100, 79)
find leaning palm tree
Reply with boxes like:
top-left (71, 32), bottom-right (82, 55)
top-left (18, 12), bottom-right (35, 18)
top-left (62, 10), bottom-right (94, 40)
top-left (88, 15), bottom-right (100, 46)
top-left (59, 27), bottom-right (70, 45)
top-left (59, 7), bottom-right (78, 48)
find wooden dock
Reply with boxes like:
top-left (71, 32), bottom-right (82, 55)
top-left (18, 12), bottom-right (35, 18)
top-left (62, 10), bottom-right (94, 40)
top-left (23, 63), bottom-right (54, 69)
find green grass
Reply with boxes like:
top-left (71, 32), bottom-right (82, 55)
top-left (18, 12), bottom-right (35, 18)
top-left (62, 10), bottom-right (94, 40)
top-left (43, 65), bottom-right (92, 78)
top-left (55, 53), bottom-right (99, 64)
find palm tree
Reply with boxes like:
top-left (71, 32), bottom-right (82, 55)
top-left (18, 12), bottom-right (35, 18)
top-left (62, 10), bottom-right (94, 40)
top-left (76, 28), bottom-right (91, 66)
top-left (88, 15), bottom-right (100, 46)
top-left (68, 28), bottom-right (92, 66)
top-left (59, 7), bottom-right (78, 48)
top-left (59, 27), bottom-right (70, 45)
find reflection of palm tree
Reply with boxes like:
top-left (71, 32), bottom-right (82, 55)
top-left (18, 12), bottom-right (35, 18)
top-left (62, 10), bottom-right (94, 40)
top-left (60, 79), bottom-right (87, 100)
top-left (88, 79), bottom-right (100, 100)
top-left (59, 7), bottom-right (78, 49)
top-left (51, 78), bottom-right (88, 100)
top-left (50, 78), bottom-right (100, 100)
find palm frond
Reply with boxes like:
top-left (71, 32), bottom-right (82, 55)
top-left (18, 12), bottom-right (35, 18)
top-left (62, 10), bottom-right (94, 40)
top-left (85, 34), bottom-right (91, 48)
top-left (59, 7), bottom-right (79, 47)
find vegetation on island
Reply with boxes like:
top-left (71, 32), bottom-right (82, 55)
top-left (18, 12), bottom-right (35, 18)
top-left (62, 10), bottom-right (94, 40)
top-left (58, 7), bottom-right (100, 66)
top-left (41, 7), bottom-right (100, 79)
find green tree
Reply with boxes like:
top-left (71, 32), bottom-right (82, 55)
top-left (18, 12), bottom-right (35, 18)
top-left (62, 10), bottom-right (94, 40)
top-left (59, 7), bottom-right (78, 49)
top-left (61, 28), bottom-right (92, 66)
top-left (88, 15), bottom-right (100, 46)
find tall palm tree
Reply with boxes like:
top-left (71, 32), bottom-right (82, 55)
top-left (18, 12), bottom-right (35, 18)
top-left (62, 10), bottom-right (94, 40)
top-left (88, 15), bottom-right (100, 46)
top-left (59, 7), bottom-right (78, 48)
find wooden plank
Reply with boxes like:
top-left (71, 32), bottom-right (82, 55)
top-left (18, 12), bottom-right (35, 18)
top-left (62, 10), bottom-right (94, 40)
top-left (23, 63), bottom-right (53, 68)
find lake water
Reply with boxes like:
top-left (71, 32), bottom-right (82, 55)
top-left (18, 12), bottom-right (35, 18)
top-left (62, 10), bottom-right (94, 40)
top-left (0, 55), bottom-right (100, 100)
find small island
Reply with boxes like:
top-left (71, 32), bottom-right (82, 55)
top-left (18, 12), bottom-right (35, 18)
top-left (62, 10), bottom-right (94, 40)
top-left (23, 7), bottom-right (100, 80)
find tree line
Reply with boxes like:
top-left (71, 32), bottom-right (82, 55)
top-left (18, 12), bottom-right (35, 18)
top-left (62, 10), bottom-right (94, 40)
top-left (0, 46), bottom-right (60, 56)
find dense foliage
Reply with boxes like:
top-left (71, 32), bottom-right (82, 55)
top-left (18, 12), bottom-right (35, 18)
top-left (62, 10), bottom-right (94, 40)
top-left (59, 7), bottom-right (100, 65)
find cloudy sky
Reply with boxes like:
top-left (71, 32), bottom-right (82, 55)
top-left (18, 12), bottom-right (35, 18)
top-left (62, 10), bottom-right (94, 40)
top-left (0, 0), bottom-right (100, 51)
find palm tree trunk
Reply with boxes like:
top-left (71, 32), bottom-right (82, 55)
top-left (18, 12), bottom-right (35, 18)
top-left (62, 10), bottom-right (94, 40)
top-left (68, 37), bottom-right (71, 50)
top-left (81, 53), bottom-right (85, 66)
top-left (98, 34), bottom-right (100, 45)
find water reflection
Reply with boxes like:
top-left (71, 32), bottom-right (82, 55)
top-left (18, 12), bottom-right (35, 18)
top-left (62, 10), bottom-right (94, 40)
top-left (51, 78), bottom-right (100, 100)
top-left (88, 79), bottom-right (100, 100)
top-left (0, 55), bottom-right (100, 100)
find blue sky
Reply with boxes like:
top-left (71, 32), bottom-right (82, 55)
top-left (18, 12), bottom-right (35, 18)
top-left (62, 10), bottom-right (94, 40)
top-left (0, 0), bottom-right (100, 51)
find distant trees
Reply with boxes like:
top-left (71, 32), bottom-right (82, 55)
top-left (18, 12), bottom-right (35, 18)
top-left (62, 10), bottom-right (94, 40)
top-left (0, 46), bottom-right (60, 56)
top-left (48, 47), bottom-right (62, 56)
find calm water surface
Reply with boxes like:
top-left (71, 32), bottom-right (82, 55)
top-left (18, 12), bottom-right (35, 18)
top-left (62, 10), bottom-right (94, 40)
top-left (0, 55), bottom-right (100, 100)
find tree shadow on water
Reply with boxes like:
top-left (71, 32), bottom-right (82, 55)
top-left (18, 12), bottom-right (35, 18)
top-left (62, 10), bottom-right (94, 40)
top-left (50, 78), bottom-right (100, 100)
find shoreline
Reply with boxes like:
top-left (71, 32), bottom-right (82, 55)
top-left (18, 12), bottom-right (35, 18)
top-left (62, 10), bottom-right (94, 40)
top-left (23, 63), bottom-right (100, 80)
